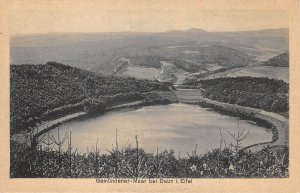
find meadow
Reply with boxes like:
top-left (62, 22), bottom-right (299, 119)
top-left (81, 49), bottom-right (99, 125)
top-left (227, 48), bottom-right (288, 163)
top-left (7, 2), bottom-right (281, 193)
top-left (227, 66), bottom-right (289, 82)
top-left (122, 65), bottom-right (160, 80)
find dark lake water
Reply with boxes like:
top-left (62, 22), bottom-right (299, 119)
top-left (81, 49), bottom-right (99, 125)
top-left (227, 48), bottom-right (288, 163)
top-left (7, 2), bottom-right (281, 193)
top-left (41, 104), bottom-right (272, 155)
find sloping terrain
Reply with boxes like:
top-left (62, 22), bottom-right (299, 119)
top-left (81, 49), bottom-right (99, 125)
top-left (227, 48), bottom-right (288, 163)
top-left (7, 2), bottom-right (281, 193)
top-left (227, 66), bottom-right (289, 82)
top-left (184, 77), bottom-right (288, 113)
top-left (202, 51), bottom-right (289, 82)
top-left (11, 28), bottom-right (288, 82)
top-left (261, 52), bottom-right (289, 67)
top-left (10, 62), bottom-right (170, 134)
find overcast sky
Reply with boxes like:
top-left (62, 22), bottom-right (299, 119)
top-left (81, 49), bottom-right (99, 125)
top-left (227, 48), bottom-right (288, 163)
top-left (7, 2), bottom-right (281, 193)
top-left (8, 1), bottom-right (289, 35)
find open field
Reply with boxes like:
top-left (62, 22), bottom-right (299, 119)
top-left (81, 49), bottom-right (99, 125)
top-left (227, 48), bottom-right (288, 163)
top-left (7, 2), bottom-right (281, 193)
top-left (201, 64), bottom-right (288, 83)
top-left (122, 65), bottom-right (160, 80)
top-left (227, 66), bottom-right (289, 82)
top-left (206, 63), bottom-right (225, 72)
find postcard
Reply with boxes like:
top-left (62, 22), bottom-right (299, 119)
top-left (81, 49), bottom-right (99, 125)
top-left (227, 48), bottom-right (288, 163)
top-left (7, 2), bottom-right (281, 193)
top-left (0, 0), bottom-right (300, 192)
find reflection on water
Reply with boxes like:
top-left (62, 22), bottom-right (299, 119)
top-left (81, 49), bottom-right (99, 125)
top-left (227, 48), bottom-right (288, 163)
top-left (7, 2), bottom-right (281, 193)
top-left (41, 104), bottom-right (272, 155)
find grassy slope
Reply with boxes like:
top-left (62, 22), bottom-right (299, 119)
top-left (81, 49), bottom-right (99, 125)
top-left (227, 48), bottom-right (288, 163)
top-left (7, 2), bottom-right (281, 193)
top-left (227, 66), bottom-right (289, 82)
top-left (262, 52), bottom-right (289, 67)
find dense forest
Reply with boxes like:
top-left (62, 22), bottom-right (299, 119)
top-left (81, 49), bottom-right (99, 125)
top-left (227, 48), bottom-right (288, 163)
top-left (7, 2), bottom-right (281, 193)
top-left (10, 62), bottom-right (171, 134)
top-left (185, 77), bottom-right (288, 112)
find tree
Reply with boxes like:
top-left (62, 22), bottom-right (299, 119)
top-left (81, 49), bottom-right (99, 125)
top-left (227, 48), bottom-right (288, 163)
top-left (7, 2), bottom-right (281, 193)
top-left (83, 98), bottom-right (106, 114)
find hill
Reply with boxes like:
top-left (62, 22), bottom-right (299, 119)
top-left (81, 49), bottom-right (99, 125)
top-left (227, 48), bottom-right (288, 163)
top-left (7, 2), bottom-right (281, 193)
top-left (11, 28), bottom-right (288, 75)
top-left (184, 77), bottom-right (288, 113)
top-left (10, 62), bottom-right (170, 134)
top-left (185, 28), bottom-right (207, 33)
top-left (11, 28), bottom-right (289, 83)
top-left (262, 52), bottom-right (289, 67)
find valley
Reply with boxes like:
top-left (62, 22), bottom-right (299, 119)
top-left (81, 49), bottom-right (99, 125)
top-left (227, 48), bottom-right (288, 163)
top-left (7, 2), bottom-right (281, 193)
top-left (11, 28), bottom-right (289, 83)
top-left (10, 28), bottom-right (290, 178)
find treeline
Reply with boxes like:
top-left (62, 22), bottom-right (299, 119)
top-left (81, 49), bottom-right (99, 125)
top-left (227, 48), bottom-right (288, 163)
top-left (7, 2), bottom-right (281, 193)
top-left (185, 77), bottom-right (288, 112)
top-left (10, 62), bottom-right (171, 134)
top-left (10, 135), bottom-right (288, 178)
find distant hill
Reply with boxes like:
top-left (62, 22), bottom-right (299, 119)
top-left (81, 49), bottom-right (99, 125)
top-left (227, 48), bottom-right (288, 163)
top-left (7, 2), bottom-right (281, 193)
top-left (185, 28), bottom-right (207, 33)
top-left (179, 44), bottom-right (253, 68)
top-left (165, 28), bottom-right (206, 33)
top-left (11, 28), bottom-right (288, 75)
top-left (124, 45), bottom-right (252, 69)
top-left (262, 52), bottom-right (289, 67)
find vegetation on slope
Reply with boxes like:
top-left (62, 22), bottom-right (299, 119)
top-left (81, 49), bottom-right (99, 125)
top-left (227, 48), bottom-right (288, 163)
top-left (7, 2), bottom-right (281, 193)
top-left (129, 45), bottom-right (253, 69)
top-left (11, 28), bottom-right (288, 75)
top-left (185, 77), bottom-right (288, 112)
top-left (129, 55), bottom-right (168, 68)
top-left (262, 52), bottom-right (289, 67)
top-left (179, 45), bottom-right (253, 68)
top-left (10, 62), bottom-right (171, 134)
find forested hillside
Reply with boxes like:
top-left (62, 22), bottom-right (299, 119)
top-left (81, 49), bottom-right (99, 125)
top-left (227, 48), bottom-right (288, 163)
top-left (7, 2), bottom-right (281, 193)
top-left (10, 62), bottom-right (170, 134)
top-left (185, 77), bottom-right (288, 112)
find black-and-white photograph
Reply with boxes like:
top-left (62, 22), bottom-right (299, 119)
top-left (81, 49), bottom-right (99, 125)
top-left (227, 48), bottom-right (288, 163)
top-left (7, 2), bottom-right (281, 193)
top-left (9, 4), bottom-right (289, 179)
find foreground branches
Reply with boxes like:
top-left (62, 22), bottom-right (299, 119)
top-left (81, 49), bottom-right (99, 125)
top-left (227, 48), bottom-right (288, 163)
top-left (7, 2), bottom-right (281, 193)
top-left (11, 133), bottom-right (288, 178)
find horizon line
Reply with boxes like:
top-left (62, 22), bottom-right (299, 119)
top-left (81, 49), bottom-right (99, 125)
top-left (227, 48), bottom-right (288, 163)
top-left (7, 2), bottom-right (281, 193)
top-left (11, 27), bottom-right (289, 37)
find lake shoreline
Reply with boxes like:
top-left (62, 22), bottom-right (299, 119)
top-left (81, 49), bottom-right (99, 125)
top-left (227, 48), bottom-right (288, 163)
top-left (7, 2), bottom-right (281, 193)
top-left (178, 98), bottom-right (287, 152)
top-left (11, 98), bottom-right (173, 147)
top-left (11, 90), bottom-right (288, 153)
